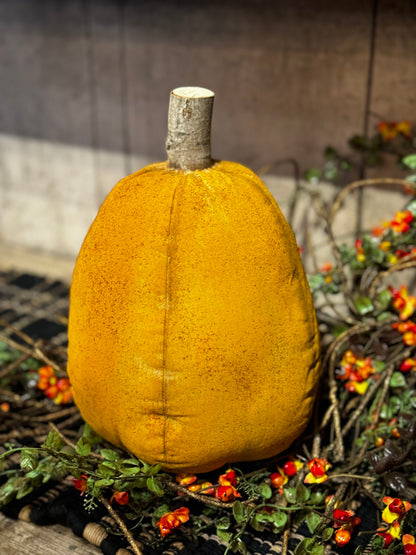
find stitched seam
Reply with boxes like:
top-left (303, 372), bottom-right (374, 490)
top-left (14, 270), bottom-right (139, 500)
top-left (161, 182), bottom-right (179, 462)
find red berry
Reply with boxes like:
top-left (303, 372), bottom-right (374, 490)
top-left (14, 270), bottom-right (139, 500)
top-left (283, 461), bottom-right (298, 477)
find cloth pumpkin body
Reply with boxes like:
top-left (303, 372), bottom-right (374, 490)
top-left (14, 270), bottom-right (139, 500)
top-left (67, 159), bottom-right (321, 473)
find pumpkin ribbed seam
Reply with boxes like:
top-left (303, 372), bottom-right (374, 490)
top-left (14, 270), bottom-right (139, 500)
top-left (160, 179), bottom-right (181, 463)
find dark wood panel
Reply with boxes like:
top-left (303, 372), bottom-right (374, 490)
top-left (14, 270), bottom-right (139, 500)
top-left (0, 0), bottom-right (374, 175)
top-left (0, 0), bottom-right (92, 146)
top-left (121, 0), bottom-right (374, 172)
top-left (367, 0), bottom-right (416, 178)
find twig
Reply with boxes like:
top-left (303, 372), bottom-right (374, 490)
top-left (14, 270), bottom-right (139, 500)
top-left (340, 377), bottom-right (384, 439)
top-left (368, 259), bottom-right (416, 300)
top-left (34, 406), bottom-right (79, 422)
top-left (99, 494), bottom-right (144, 555)
top-left (309, 192), bottom-right (358, 319)
top-left (370, 363), bottom-right (396, 425)
top-left (0, 331), bottom-right (64, 374)
top-left (328, 178), bottom-right (414, 226)
top-left (49, 422), bottom-right (77, 450)
top-left (281, 515), bottom-right (292, 555)
top-left (166, 479), bottom-right (235, 509)
top-left (327, 474), bottom-right (375, 481)
top-left (0, 353), bottom-right (30, 379)
top-left (324, 483), bottom-right (348, 518)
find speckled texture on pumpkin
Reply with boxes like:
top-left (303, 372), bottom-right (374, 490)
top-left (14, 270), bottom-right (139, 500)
top-left (67, 160), bottom-right (321, 473)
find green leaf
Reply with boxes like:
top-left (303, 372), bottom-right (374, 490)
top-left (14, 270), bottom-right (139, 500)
top-left (232, 500), bottom-right (246, 524)
top-left (76, 437), bottom-right (91, 457)
top-left (20, 449), bottom-right (38, 472)
top-left (373, 359), bottom-right (386, 372)
top-left (371, 534), bottom-right (385, 549)
top-left (94, 478), bottom-right (114, 487)
top-left (97, 462), bottom-right (116, 478)
top-left (378, 290), bottom-right (393, 312)
top-left (371, 248), bottom-right (385, 264)
top-left (216, 529), bottom-right (233, 543)
top-left (153, 504), bottom-right (170, 519)
top-left (100, 448), bottom-right (120, 461)
top-left (405, 174), bottom-right (416, 184)
top-left (354, 437), bottom-right (365, 447)
top-left (354, 547), bottom-right (363, 555)
top-left (122, 458), bottom-right (141, 465)
top-left (146, 476), bottom-right (164, 496)
top-left (304, 168), bottom-right (322, 184)
top-left (42, 430), bottom-right (65, 451)
top-left (340, 159), bottom-right (353, 171)
top-left (16, 483), bottom-right (34, 499)
top-left (377, 311), bottom-right (393, 322)
top-left (406, 198), bottom-right (416, 216)
top-left (309, 490), bottom-right (326, 505)
top-left (271, 510), bottom-right (287, 531)
top-left (283, 487), bottom-right (297, 504)
top-left (81, 423), bottom-right (101, 444)
top-left (235, 538), bottom-right (248, 555)
top-left (379, 403), bottom-right (390, 419)
top-left (355, 296), bottom-right (374, 315)
top-left (390, 371), bottom-right (407, 388)
top-left (402, 153), bottom-right (416, 170)
top-left (323, 164), bottom-right (338, 182)
top-left (0, 351), bottom-right (14, 361)
top-left (258, 482), bottom-right (272, 500)
top-left (349, 135), bottom-right (369, 151)
top-left (332, 324), bottom-right (349, 337)
top-left (389, 395), bottom-right (402, 414)
top-left (60, 445), bottom-right (76, 457)
top-left (324, 146), bottom-right (339, 160)
top-left (147, 463), bottom-right (162, 476)
top-left (305, 511), bottom-right (322, 534)
top-left (216, 516), bottom-right (231, 530)
top-left (294, 538), bottom-right (324, 555)
top-left (321, 527), bottom-right (334, 541)
top-left (25, 469), bottom-right (43, 481)
top-left (99, 460), bottom-right (117, 472)
top-left (307, 274), bottom-right (325, 290)
top-left (120, 466), bottom-right (142, 476)
top-left (132, 477), bottom-right (147, 489)
top-left (295, 483), bottom-right (310, 503)
top-left (250, 513), bottom-right (266, 532)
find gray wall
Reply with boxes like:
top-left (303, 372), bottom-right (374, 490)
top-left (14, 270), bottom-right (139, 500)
top-left (0, 0), bottom-right (415, 259)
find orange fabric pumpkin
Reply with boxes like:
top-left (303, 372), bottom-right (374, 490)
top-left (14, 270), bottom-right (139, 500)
top-left (67, 88), bottom-right (320, 473)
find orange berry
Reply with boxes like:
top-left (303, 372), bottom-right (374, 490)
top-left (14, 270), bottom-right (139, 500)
top-left (335, 528), bottom-right (351, 546)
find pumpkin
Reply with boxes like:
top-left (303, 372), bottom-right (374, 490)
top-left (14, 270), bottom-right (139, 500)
top-left (67, 87), bottom-right (320, 473)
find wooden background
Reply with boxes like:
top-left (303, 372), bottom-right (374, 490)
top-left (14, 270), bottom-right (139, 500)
top-left (0, 0), bottom-right (415, 259)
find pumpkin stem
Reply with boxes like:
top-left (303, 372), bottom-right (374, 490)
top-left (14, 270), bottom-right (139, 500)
top-left (166, 86), bottom-right (214, 171)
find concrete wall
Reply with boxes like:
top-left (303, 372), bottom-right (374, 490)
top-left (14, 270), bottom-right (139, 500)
top-left (0, 0), bottom-right (415, 261)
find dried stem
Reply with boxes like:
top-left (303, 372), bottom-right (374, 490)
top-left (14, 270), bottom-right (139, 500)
top-left (49, 422), bottom-right (77, 451)
top-left (166, 87), bottom-right (214, 170)
top-left (0, 329), bottom-right (64, 374)
top-left (0, 353), bottom-right (30, 380)
top-left (368, 259), bottom-right (416, 299)
top-left (281, 516), bottom-right (292, 555)
top-left (320, 321), bottom-right (378, 461)
top-left (310, 193), bottom-right (358, 320)
top-left (99, 494), bottom-right (144, 555)
top-left (166, 479), bottom-right (235, 509)
top-left (328, 178), bottom-right (414, 226)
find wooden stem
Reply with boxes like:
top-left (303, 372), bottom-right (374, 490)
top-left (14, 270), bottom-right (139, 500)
top-left (166, 86), bottom-right (214, 170)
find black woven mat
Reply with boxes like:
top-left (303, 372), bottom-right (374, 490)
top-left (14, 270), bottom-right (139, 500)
top-left (0, 269), bottom-right (376, 554)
